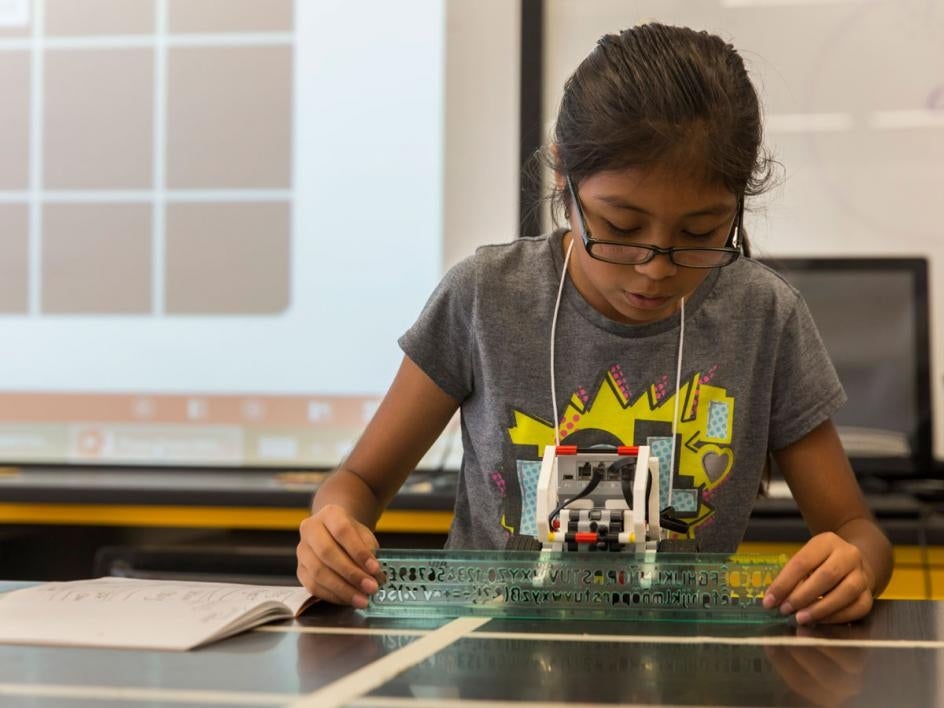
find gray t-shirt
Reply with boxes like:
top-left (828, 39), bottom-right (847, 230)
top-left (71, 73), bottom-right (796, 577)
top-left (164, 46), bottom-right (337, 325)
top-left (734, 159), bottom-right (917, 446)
top-left (399, 231), bottom-right (846, 552)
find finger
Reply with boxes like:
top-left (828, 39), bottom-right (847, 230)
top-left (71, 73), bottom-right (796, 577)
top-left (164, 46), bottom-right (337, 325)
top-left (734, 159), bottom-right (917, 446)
top-left (312, 522), bottom-right (380, 596)
top-left (356, 524), bottom-right (386, 585)
top-left (310, 559), bottom-right (371, 608)
top-left (801, 591), bottom-right (873, 626)
top-left (296, 541), bottom-right (319, 593)
top-left (764, 537), bottom-right (833, 609)
top-left (786, 546), bottom-right (864, 614)
top-left (297, 544), bottom-right (356, 606)
top-left (792, 571), bottom-right (869, 625)
top-left (323, 512), bottom-right (381, 575)
top-left (296, 552), bottom-right (345, 605)
top-left (356, 522), bottom-right (380, 553)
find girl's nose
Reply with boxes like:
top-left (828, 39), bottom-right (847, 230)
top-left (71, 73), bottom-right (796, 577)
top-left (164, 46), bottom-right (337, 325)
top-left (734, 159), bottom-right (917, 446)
top-left (633, 250), bottom-right (677, 280)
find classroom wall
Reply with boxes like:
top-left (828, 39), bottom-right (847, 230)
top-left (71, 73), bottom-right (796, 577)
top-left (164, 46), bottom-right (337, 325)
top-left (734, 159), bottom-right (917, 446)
top-left (542, 0), bottom-right (944, 461)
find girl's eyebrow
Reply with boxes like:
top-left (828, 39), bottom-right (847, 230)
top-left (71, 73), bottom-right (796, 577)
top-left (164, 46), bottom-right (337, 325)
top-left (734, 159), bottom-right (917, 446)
top-left (596, 194), bottom-right (734, 217)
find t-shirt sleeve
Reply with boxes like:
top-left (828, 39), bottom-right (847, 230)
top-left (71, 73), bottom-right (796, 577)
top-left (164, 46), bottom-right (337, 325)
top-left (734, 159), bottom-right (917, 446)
top-left (767, 294), bottom-right (847, 451)
top-left (397, 254), bottom-right (477, 402)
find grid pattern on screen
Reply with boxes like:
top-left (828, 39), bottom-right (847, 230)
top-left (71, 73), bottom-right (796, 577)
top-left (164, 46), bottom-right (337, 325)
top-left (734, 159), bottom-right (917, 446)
top-left (0, 0), bottom-right (294, 316)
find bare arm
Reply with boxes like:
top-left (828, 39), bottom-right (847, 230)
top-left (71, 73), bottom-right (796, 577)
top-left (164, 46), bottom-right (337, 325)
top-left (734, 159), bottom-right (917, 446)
top-left (312, 355), bottom-right (459, 524)
top-left (297, 355), bottom-right (459, 606)
top-left (763, 419), bottom-right (893, 624)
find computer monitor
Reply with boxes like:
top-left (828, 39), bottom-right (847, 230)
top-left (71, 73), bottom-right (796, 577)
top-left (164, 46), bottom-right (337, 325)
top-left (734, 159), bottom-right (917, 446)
top-left (760, 257), bottom-right (932, 479)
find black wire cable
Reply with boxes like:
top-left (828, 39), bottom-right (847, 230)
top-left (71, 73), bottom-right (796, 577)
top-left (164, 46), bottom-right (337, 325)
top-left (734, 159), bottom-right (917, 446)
top-left (547, 465), bottom-right (603, 529)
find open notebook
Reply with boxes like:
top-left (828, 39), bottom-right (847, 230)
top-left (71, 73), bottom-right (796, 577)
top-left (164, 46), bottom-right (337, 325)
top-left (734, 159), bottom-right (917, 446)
top-left (0, 577), bottom-right (316, 651)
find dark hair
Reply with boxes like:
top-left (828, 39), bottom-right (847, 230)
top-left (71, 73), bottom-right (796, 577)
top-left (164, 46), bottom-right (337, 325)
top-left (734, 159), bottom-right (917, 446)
top-left (544, 23), bottom-right (775, 248)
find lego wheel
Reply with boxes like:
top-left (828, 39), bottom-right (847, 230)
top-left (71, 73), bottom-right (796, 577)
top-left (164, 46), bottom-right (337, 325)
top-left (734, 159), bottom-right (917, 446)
top-left (504, 534), bottom-right (544, 552)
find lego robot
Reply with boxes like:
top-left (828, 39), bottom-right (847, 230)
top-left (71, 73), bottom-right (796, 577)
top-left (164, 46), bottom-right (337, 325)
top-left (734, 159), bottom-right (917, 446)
top-left (507, 444), bottom-right (695, 553)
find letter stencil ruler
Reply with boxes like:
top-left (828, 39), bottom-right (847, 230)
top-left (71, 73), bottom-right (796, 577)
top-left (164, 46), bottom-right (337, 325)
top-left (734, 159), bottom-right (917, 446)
top-left (364, 550), bottom-right (788, 623)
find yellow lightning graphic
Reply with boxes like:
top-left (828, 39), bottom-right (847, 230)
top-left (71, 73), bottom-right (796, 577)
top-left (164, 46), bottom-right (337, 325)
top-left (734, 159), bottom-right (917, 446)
top-left (508, 369), bottom-right (735, 527)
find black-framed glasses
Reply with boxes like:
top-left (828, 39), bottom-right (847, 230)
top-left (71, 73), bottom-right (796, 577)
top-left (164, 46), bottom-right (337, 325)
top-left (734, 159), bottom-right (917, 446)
top-left (566, 175), bottom-right (742, 269)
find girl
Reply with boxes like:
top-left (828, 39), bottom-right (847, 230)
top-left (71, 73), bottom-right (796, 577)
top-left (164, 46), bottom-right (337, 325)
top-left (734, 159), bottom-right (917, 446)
top-left (296, 23), bottom-right (892, 625)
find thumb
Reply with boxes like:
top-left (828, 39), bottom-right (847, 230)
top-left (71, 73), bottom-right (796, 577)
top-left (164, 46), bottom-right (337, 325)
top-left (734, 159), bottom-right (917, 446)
top-left (355, 524), bottom-right (382, 580)
top-left (354, 520), bottom-right (379, 551)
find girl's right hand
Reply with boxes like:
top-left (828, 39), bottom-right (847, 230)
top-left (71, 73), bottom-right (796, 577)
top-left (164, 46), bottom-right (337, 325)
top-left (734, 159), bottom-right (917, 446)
top-left (296, 504), bottom-right (383, 609)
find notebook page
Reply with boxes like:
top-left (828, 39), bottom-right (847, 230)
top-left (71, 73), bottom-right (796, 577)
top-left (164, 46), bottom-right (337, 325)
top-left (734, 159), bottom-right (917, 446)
top-left (0, 577), bottom-right (313, 650)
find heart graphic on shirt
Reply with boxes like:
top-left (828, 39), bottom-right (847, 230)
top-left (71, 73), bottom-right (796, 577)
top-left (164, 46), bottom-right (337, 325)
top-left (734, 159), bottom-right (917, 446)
top-left (702, 449), bottom-right (732, 483)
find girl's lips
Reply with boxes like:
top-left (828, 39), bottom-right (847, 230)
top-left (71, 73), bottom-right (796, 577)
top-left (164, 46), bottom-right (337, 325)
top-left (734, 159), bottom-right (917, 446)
top-left (624, 291), bottom-right (672, 309)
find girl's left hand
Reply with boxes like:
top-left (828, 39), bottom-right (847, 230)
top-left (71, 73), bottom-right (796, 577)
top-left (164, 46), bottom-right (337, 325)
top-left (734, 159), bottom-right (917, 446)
top-left (763, 532), bottom-right (875, 625)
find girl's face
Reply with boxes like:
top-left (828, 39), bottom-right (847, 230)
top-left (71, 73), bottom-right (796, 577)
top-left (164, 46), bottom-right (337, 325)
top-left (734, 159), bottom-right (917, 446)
top-left (562, 164), bottom-right (740, 325)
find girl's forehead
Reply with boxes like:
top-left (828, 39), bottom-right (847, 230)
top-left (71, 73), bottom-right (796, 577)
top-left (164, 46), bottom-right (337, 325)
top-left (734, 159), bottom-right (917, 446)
top-left (581, 166), bottom-right (735, 208)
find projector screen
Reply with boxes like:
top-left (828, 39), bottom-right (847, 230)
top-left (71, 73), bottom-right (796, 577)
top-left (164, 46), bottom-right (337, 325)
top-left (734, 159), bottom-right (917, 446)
top-left (0, 0), bottom-right (521, 468)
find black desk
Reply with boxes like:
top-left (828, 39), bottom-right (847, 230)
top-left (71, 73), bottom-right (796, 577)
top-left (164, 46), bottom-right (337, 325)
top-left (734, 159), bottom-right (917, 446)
top-left (0, 586), bottom-right (940, 707)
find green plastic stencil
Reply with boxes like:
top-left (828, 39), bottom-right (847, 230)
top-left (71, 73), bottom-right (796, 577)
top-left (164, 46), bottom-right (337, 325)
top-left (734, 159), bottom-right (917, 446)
top-left (365, 549), bottom-right (788, 623)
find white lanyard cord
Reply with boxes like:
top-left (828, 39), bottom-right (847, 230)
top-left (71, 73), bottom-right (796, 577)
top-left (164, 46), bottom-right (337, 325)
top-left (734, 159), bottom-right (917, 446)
top-left (550, 239), bottom-right (575, 447)
top-left (550, 237), bottom-right (686, 499)
top-left (668, 295), bottom-right (685, 501)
